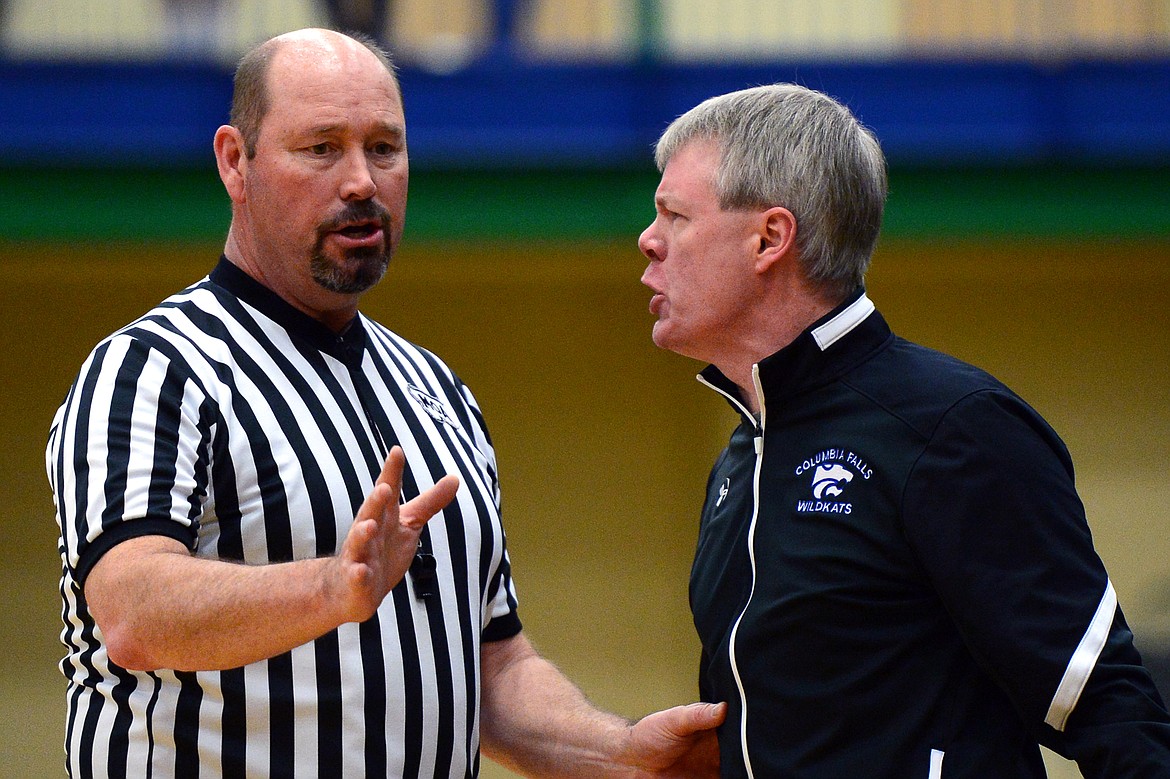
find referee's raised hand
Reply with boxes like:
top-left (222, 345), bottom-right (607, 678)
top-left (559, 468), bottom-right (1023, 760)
top-left (335, 446), bottom-right (460, 623)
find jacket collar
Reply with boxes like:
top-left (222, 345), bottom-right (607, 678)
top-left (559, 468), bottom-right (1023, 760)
top-left (698, 288), bottom-right (891, 414)
top-left (209, 255), bottom-right (367, 369)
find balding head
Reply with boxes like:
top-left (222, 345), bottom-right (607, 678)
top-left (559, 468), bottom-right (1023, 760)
top-left (229, 29), bottom-right (399, 159)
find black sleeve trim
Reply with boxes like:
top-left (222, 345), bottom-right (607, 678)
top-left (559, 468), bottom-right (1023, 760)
top-left (74, 519), bottom-right (198, 587)
top-left (482, 611), bottom-right (523, 643)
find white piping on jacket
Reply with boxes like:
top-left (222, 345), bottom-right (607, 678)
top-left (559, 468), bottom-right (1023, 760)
top-left (1045, 579), bottom-right (1117, 731)
top-left (691, 295), bottom-right (874, 775)
top-left (928, 749), bottom-right (945, 779)
top-left (695, 366), bottom-right (765, 779)
top-left (687, 367), bottom-right (762, 771)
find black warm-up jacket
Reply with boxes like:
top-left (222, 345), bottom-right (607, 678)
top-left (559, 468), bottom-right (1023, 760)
top-left (691, 290), bottom-right (1170, 778)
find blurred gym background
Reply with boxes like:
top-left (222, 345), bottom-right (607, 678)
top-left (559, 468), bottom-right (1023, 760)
top-left (1, 1), bottom-right (1168, 776)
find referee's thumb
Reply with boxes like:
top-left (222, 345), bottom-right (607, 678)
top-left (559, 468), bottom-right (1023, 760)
top-left (684, 701), bottom-right (727, 731)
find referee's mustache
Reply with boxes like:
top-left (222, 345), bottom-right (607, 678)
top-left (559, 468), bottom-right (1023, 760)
top-left (318, 199), bottom-right (393, 236)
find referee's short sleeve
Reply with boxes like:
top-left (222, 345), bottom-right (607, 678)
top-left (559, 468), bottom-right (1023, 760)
top-left (482, 611), bottom-right (522, 642)
top-left (52, 334), bottom-right (206, 585)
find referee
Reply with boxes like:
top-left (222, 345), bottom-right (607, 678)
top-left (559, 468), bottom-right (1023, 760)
top-left (47, 29), bottom-right (723, 779)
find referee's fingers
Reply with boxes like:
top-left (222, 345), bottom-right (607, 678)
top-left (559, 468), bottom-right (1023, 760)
top-left (684, 701), bottom-right (727, 731)
top-left (377, 446), bottom-right (406, 495)
top-left (401, 475), bottom-right (460, 530)
top-left (355, 482), bottom-right (395, 523)
top-left (354, 447), bottom-right (404, 524)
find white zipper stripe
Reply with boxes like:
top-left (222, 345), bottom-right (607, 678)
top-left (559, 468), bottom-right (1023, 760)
top-left (1044, 578), bottom-right (1117, 731)
top-left (928, 749), bottom-right (945, 779)
top-left (731, 366), bottom-right (767, 778)
top-left (726, 437), bottom-right (763, 779)
top-left (695, 297), bottom-right (870, 773)
top-left (694, 367), bottom-right (766, 777)
top-left (695, 374), bottom-right (754, 420)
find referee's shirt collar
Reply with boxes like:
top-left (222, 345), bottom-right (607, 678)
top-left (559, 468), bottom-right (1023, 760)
top-left (210, 255), bottom-right (367, 369)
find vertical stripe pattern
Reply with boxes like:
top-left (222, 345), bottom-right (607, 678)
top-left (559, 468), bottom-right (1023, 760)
top-left (47, 265), bottom-right (519, 778)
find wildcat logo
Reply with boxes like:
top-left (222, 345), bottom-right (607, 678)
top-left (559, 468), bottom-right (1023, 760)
top-left (408, 384), bottom-right (456, 427)
top-left (811, 463), bottom-right (853, 499)
top-left (793, 448), bottom-right (872, 515)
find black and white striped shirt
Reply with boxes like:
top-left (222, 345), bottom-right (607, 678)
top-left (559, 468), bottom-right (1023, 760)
top-left (46, 257), bottom-right (521, 778)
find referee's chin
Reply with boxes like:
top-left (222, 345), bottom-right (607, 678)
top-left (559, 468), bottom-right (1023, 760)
top-left (311, 248), bottom-right (390, 295)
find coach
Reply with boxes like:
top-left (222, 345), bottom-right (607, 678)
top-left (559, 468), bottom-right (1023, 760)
top-left (47, 28), bottom-right (723, 779)
top-left (636, 83), bottom-right (1170, 777)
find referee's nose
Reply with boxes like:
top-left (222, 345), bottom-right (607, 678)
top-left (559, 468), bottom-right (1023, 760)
top-left (339, 148), bottom-right (378, 202)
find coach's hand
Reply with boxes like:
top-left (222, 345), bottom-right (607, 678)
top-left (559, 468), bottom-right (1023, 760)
top-left (335, 446), bottom-right (459, 622)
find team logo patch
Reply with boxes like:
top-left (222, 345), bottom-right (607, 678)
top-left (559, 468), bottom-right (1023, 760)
top-left (793, 448), bottom-right (872, 515)
top-left (408, 384), bottom-right (456, 427)
top-left (811, 463), bottom-right (852, 499)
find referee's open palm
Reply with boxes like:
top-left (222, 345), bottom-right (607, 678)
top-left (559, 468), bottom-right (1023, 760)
top-left (337, 446), bottom-right (460, 623)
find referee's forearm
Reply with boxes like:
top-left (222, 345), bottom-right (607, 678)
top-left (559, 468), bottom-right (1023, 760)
top-left (479, 633), bottom-right (638, 778)
top-left (85, 535), bottom-right (350, 672)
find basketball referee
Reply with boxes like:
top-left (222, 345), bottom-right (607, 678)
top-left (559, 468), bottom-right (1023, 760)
top-left (46, 29), bottom-right (724, 779)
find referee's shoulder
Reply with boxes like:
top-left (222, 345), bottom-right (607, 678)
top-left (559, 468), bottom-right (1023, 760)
top-left (80, 279), bottom-right (233, 379)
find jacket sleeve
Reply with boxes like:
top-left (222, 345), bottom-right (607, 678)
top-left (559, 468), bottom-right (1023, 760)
top-left (901, 388), bottom-right (1170, 776)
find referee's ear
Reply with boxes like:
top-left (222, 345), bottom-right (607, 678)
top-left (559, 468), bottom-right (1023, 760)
top-left (214, 125), bottom-right (248, 204)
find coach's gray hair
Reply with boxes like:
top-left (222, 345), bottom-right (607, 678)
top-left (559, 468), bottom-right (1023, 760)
top-left (655, 83), bottom-right (887, 299)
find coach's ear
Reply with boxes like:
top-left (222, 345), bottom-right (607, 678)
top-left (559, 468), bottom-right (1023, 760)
top-left (214, 125), bottom-right (248, 204)
top-left (754, 205), bottom-right (797, 275)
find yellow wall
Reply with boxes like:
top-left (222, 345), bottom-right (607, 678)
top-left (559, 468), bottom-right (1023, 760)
top-left (2, 238), bottom-right (1167, 778)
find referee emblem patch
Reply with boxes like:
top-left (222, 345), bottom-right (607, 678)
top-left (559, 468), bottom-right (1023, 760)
top-left (408, 384), bottom-right (457, 427)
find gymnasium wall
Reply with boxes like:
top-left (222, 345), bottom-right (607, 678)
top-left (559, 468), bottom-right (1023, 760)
top-left (3, 238), bottom-right (1168, 779)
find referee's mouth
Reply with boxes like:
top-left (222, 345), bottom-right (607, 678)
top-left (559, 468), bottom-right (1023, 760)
top-left (326, 219), bottom-right (386, 250)
top-left (319, 199), bottom-right (393, 251)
